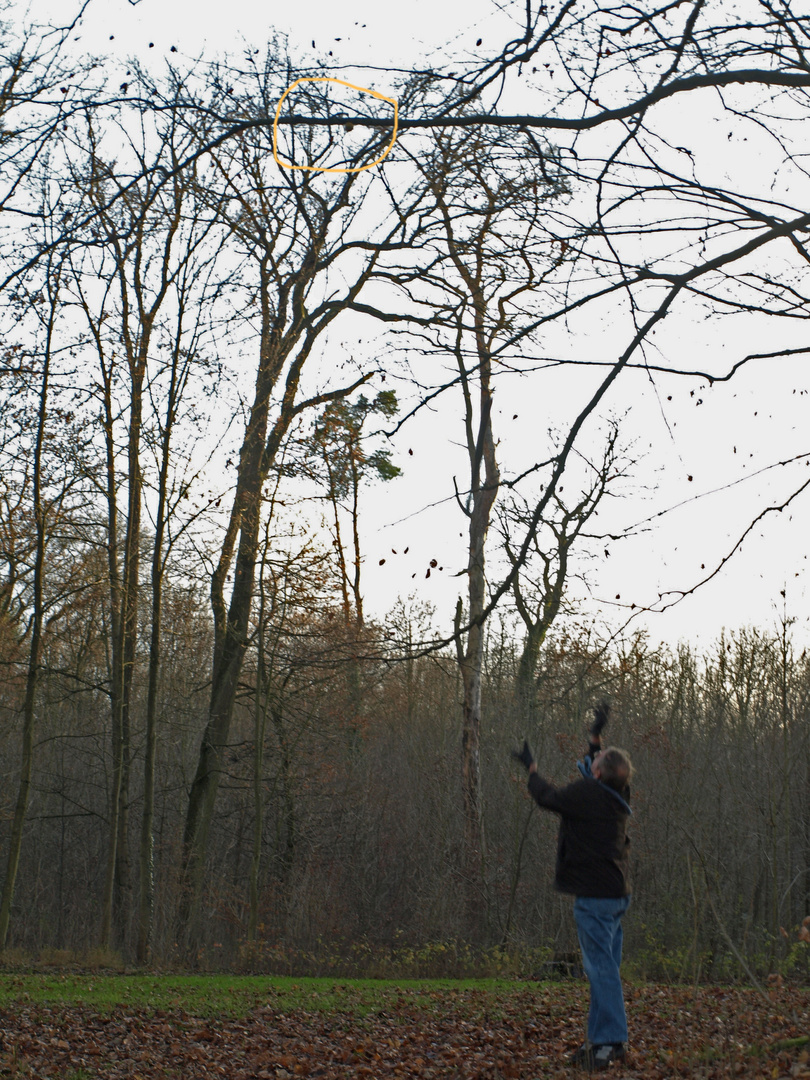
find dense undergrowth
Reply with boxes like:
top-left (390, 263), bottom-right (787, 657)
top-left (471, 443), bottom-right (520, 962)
top-left (2, 932), bottom-right (809, 985)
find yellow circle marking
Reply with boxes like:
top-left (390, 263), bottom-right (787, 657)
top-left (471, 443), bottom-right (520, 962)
top-left (273, 77), bottom-right (399, 174)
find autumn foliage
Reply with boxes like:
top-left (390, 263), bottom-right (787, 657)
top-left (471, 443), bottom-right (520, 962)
top-left (0, 980), bottom-right (809, 1078)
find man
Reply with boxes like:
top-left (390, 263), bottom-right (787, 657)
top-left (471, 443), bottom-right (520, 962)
top-left (512, 705), bottom-right (633, 1071)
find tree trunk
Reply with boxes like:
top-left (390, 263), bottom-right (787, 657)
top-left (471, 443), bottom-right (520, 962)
top-left (458, 385), bottom-right (499, 927)
top-left (101, 365), bottom-right (143, 953)
top-left (180, 303), bottom-right (275, 949)
top-left (0, 298), bottom-right (53, 948)
top-left (248, 553), bottom-right (269, 944)
top-left (178, 150), bottom-right (379, 952)
top-left (137, 342), bottom-right (183, 962)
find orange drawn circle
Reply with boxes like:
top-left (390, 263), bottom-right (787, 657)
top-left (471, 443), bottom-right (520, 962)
top-left (273, 77), bottom-right (398, 174)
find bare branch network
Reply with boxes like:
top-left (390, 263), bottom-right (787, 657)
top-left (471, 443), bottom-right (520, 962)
top-left (266, 70), bottom-right (810, 132)
top-left (2, 0), bottom-right (810, 963)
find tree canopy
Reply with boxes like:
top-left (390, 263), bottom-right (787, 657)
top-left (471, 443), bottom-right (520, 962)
top-left (1, 0), bottom-right (809, 960)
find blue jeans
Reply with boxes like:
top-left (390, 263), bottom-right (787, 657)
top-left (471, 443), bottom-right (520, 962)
top-left (574, 895), bottom-right (631, 1046)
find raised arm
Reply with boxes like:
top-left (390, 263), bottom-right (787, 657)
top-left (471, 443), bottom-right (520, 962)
top-left (588, 701), bottom-right (610, 757)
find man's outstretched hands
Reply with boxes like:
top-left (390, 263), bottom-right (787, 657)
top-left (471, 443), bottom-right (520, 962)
top-left (590, 702), bottom-right (610, 740)
top-left (511, 739), bottom-right (535, 771)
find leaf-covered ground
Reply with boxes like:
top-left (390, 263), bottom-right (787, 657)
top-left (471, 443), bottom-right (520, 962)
top-left (0, 980), bottom-right (808, 1078)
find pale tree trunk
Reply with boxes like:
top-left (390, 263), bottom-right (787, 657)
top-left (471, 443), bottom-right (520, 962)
top-left (321, 446), bottom-right (352, 625)
top-left (137, 327), bottom-right (191, 962)
top-left (98, 360), bottom-right (123, 951)
top-left (457, 388), bottom-right (499, 894)
top-left (137, 555), bottom-right (160, 963)
top-left (349, 450), bottom-right (364, 629)
top-left (420, 135), bottom-right (535, 914)
top-left (117, 381), bottom-right (143, 936)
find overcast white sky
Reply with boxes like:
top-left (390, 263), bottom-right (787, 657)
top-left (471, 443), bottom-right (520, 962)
top-left (45, 0), bottom-right (514, 72)
top-left (22, 0), bottom-right (810, 650)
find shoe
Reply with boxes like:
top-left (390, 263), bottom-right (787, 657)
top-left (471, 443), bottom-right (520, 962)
top-left (570, 1043), bottom-right (626, 1070)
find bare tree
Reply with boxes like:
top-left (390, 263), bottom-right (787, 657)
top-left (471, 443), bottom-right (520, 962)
top-left (385, 118), bottom-right (569, 910)
top-left (0, 249), bottom-right (72, 946)
top-left (0, 2), bottom-right (102, 288)
top-left (246, 506), bottom-right (342, 943)
top-left (136, 209), bottom-right (226, 965)
top-left (1, 0), bottom-right (810, 964)
top-left (60, 85), bottom-right (226, 952)
top-left (501, 422), bottom-right (630, 712)
top-left (175, 55), bottom-right (430, 949)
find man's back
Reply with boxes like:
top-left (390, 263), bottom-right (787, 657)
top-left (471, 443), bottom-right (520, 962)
top-left (528, 771), bottom-right (631, 897)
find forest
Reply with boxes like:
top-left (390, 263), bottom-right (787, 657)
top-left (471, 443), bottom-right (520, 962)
top-left (1, 0), bottom-right (810, 977)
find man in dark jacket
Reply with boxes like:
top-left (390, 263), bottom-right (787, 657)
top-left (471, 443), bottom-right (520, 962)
top-left (513, 706), bottom-right (633, 1071)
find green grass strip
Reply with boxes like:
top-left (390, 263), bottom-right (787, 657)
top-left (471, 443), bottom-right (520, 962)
top-left (0, 974), bottom-right (531, 1019)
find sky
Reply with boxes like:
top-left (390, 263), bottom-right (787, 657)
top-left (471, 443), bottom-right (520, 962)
top-left (19, 0), bottom-right (810, 651)
top-left (43, 0), bottom-right (513, 72)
